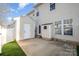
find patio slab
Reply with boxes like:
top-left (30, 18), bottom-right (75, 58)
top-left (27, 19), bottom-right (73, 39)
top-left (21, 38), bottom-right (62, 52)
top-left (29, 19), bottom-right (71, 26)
top-left (17, 38), bottom-right (76, 56)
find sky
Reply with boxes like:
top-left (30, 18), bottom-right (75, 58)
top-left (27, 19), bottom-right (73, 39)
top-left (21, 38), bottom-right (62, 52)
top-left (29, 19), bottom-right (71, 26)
top-left (0, 3), bottom-right (34, 22)
top-left (7, 3), bottom-right (34, 21)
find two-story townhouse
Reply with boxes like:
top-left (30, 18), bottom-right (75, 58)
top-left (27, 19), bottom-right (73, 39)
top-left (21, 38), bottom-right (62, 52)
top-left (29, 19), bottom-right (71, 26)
top-left (34, 3), bottom-right (79, 42)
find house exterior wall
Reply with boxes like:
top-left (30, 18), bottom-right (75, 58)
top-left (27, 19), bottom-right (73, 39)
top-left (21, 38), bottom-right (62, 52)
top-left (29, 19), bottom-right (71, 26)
top-left (51, 3), bottom-right (79, 42)
top-left (35, 4), bottom-right (52, 24)
top-left (27, 10), bottom-right (40, 36)
top-left (35, 3), bottom-right (79, 42)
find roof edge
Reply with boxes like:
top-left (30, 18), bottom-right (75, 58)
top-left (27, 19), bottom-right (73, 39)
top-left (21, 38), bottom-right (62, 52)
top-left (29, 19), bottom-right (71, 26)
top-left (34, 3), bottom-right (43, 8)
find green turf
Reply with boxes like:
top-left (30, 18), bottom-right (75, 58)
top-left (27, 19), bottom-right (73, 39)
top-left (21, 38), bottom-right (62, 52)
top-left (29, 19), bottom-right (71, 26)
top-left (0, 40), bottom-right (26, 56)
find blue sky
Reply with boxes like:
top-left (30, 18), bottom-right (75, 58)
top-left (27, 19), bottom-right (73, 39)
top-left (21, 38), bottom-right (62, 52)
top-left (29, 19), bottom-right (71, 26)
top-left (6, 3), bottom-right (34, 21)
top-left (8, 3), bottom-right (34, 17)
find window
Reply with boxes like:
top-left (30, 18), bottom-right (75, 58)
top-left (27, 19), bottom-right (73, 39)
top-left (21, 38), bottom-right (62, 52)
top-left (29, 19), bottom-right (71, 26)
top-left (64, 19), bottom-right (73, 35)
top-left (50, 3), bottom-right (55, 11)
top-left (55, 21), bottom-right (62, 34)
top-left (55, 19), bottom-right (73, 36)
top-left (36, 12), bottom-right (39, 16)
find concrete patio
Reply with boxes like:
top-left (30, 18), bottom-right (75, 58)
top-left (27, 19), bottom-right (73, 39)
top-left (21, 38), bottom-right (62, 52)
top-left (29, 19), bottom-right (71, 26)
top-left (17, 38), bottom-right (77, 56)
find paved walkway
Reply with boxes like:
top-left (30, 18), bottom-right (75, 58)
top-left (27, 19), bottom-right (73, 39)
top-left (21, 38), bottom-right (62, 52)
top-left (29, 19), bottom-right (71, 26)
top-left (17, 38), bottom-right (76, 56)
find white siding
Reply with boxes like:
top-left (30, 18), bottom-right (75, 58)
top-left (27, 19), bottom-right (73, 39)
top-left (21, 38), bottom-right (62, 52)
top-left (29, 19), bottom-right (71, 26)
top-left (35, 3), bottom-right (79, 42)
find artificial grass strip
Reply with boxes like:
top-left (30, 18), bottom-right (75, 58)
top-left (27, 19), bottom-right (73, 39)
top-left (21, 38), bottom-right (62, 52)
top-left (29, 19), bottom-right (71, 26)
top-left (0, 40), bottom-right (26, 56)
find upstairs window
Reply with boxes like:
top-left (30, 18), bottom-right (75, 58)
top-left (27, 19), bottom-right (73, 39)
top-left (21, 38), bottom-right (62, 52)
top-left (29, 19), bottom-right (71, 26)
top-left (36, 12), bottom-right (39, 16)
top-left (50, 3), bottom-right (55, 11)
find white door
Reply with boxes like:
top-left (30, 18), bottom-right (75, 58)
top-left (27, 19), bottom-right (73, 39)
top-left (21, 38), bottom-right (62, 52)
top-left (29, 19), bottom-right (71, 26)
top-left (41, 24), bottom-right (52, 39)
top-left (24, 24), bottom-right (31, 39)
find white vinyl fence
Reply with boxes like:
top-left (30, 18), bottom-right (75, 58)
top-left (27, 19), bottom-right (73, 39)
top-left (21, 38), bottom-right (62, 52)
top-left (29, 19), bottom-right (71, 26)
top-left (6, 28), bottom-right (15, 43)
top-left (0, 26), bottom-right (2, 53)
